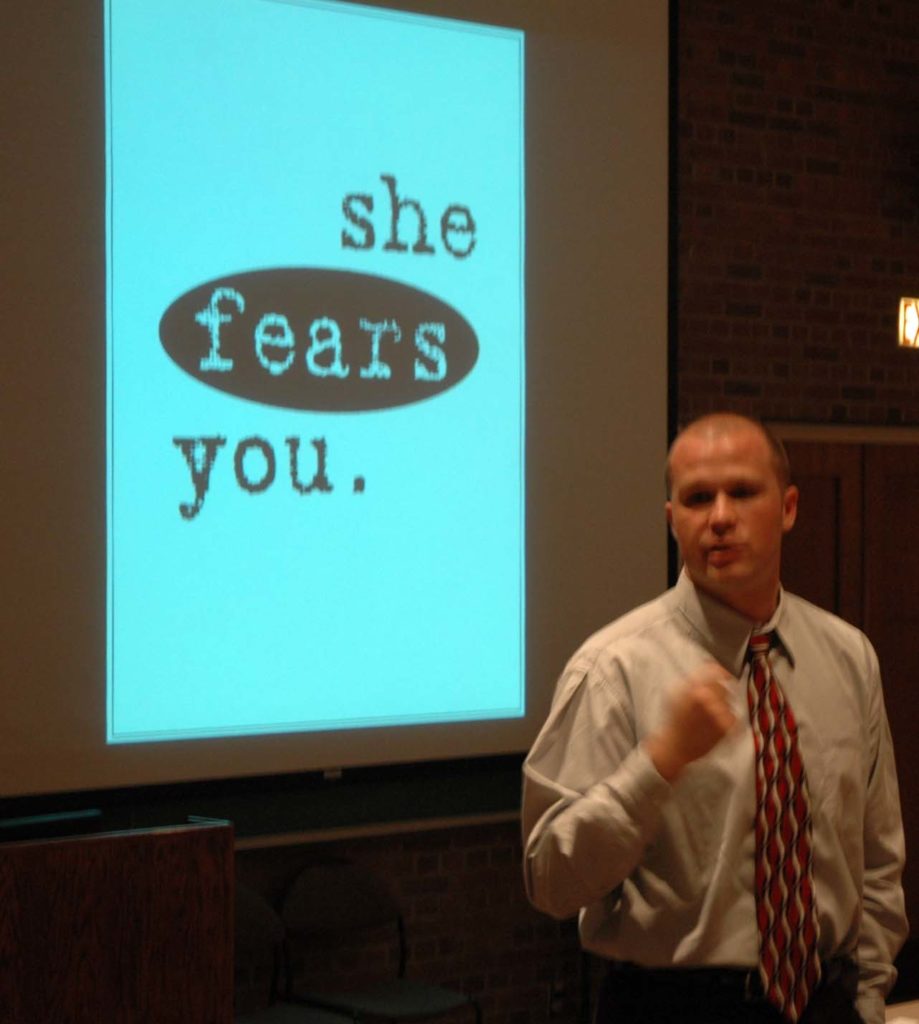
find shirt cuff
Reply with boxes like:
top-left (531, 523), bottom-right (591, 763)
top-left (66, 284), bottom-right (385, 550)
top-left (600, 742), bottom-right (673, 824)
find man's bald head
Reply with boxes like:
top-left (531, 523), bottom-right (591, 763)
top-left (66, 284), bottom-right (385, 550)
top-left (665, 414), bottom-right (791, 496)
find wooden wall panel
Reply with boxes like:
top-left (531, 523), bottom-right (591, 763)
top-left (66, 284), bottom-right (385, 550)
top-left (863, 445), bottom-right (919, 926)
top-left (781, 440), bottom-right (863, 626)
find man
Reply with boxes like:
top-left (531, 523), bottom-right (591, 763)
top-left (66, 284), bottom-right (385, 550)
top-left (522, 413), bottom-right (906, 1024)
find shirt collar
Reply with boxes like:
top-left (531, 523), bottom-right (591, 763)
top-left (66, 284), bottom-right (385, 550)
top-left (673, 570), bottom-right (796, 674)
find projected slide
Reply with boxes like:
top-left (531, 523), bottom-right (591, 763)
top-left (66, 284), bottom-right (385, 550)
top-left (105, 0), bottom-right (525, 742)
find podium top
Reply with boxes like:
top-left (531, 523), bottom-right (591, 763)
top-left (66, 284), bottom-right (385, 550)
top-left (0, 809), bottom-right (230, 845)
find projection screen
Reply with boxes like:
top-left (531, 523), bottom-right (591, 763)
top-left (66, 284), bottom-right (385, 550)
top-left (2, 0), bottom-right (670, 801)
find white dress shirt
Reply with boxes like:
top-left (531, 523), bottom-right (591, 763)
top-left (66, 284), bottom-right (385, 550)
top-left (523, 572), bottom-right (907, 1024)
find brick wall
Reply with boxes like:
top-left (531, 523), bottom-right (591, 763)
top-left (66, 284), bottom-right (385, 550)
top-left (677, 0), bottom-right (919, 425)
top-left (236, 3), bottom-right (919, 1021)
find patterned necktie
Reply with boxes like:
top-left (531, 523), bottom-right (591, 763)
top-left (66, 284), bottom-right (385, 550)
top-left (746, 631), bottom-right (821, 1022)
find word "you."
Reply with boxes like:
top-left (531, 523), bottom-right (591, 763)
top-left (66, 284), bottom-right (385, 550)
top-left (173, 435), bottom-right (344, 520)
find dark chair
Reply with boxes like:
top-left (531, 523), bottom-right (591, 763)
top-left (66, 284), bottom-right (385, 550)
top-left (279, 859), bottom-right (482, 1024)
top-left (235, 880), bottom-right (350, 1024)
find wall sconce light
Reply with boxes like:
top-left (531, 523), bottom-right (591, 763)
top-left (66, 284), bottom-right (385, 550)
top-left (899, 297), bottom-right (919, 347)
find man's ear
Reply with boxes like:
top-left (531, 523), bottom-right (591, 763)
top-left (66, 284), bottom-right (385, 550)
top-left (782, 485), bottom-right (799, 534)
top-left (665, 500), bottom-right (675, 538)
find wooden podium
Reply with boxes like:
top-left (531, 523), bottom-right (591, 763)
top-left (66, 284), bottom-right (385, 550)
top-left (0, 818), bottom-right (234, 1024)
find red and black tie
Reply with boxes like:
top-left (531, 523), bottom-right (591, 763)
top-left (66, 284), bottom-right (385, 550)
top-left (746, 631), bottom-right (821, 1022)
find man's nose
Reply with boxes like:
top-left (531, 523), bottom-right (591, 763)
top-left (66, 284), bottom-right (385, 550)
top-left (709, 492), bottom-right (735, 529)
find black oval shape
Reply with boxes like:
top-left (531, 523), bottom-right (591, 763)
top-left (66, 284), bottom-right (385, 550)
top-left (159, 268), bottom-right (479, 411)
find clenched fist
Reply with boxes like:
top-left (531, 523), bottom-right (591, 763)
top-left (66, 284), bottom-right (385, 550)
top-left (643, 661), bottom-right (738, 782)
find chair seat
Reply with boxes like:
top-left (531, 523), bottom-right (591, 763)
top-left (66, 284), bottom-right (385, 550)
top-left (237, 1003), bottom-right (351, 1024)
top-left (293, 979), bottom-right (475, 1021)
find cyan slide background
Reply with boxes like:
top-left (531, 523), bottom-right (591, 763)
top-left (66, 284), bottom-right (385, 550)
top-left (106, 0), bottom-right (524, 741)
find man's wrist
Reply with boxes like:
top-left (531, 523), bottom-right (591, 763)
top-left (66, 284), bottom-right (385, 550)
top-left (643, 733), bottom-right (686, 783)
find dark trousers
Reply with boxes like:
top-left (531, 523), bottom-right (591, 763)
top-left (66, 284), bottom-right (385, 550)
top-left (595, 958), bottom-right (864, 1024)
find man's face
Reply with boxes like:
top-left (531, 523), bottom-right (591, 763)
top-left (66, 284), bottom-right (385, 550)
top-left (665, 423), bottom-right (798, 621)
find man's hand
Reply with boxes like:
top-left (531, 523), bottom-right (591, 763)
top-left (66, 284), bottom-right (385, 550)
top-left (643, 661), bottom-right (738, 782)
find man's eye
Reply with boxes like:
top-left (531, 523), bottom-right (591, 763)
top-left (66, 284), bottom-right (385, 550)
top-left (685, 492), bottom-right (712, 506)
top-left (730, 486), bottom-right (758, 499)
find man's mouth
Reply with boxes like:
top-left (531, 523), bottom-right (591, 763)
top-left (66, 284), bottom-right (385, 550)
top-left (707, 544), bottom-right (740, 566)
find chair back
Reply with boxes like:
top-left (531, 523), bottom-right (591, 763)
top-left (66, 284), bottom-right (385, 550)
top-left (280, 859), bottom-right (408, 977)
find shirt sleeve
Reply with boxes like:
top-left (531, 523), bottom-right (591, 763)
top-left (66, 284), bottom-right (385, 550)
top-left (522, 659), bottom-right (672, 920)
top-left (854, 637), bottom-right (908, 1024)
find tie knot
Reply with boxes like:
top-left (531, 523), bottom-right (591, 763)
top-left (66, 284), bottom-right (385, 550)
top-left (748, 631), bottom-right (774, 657)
